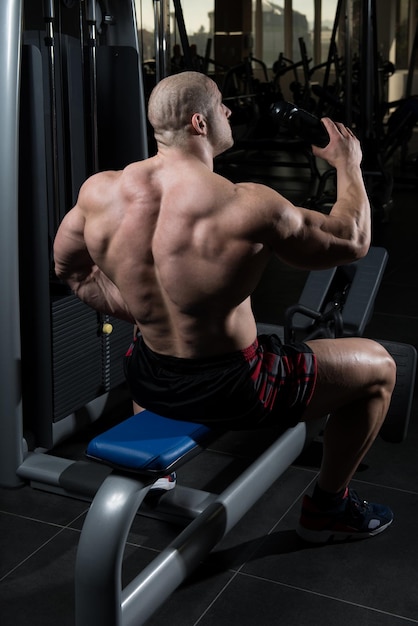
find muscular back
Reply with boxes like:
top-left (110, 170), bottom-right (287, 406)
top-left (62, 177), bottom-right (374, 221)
top-left (55, 72), bottom-right (370, 360)
top-left (78, 153), bottom-right (272, 357)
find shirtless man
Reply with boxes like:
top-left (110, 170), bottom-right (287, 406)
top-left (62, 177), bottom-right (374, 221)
top-left (54, 71), bottom-right (396, 543)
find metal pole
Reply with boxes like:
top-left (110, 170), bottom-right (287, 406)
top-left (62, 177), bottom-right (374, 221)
top-left (344, 0), bottom-right (352, 127)
top-left (43, 0), bottom-right (62, 232)
top-left (0, 0), bottom-right (24, 487)
top-left (406, 23), bottom-right (418, 99)
top-left (360, 0), bottom-right (376, 141)
top-left (153, 0), bottom-right (170, 83)
top-left (318, 0), bottom-right (344, 114)
top-left (255, 0), bottom-right (263, 62)
top-left (129, 0), bottom-right (149, 160)
top-left (313, 0), bottom-right (321, 66)
top-left (284, 0), bottom-right (293, 61)
top-left (173, 0), bottom-right (192, 69)
top-left (85, 0), bottom-right (99, 173)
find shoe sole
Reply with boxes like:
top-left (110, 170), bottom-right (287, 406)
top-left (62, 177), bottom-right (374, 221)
top-left (296, 518), bottom-right (393, 543)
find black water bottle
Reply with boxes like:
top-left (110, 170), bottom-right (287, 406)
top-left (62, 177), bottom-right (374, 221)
top-left (270, 101), bottom-right (330, 148)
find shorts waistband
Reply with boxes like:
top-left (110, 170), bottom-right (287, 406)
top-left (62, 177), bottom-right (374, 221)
top-left (239, 339), bottom-right (259, 360)
top-left (138, 337), bottom-right (260, 370)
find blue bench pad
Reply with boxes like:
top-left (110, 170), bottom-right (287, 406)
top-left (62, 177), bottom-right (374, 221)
top-left (86, 410), bottom-right (213, 473)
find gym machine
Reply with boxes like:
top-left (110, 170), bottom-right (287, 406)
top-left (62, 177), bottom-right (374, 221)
top-left (1, 0), bottom-right (148, 487)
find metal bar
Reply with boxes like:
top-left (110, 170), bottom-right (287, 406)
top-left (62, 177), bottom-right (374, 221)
top-left (153, 0), bottom-right (170, 83)
top-left (361, 0), bottom-right (374, 140)
top-left (255, 0), bottom-right (263, 62)
top-left (344, 0), bottom-right (352, 127)
top-left (406, 23), bottom-right (418, 98)
top-left (129, 0), bottom-right (149, 160)
top-left (284, 0), bottom-right (293, 61)
top-left (43, 0), bottom-right (62, 231)
top-left (318, 0), bottom-right (344, 114)
top-left (313, 0), bottom-right (321, 66)
top-left (173, 0), bottom-right (192, 70)
top-left (0, 0), bottom-right (24, 487)
top-left (75, 475), bottom-right (155, 626)
top-left (85, 0), bottom-right (99, 173)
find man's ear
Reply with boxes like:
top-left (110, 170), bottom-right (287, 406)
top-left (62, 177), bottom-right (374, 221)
top-left (191, 113), bottom-right (207, 136)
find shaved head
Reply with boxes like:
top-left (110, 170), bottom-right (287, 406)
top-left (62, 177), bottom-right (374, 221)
top-left (148, 71), bottom-right (218, 144)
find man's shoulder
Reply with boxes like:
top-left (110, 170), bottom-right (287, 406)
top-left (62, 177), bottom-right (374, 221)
top-left (82, 169), bottom-right (121, 192)
top-left (231, 180), bottom-right (284, 208)
top-left (85, 167), bottom-right (125, 191)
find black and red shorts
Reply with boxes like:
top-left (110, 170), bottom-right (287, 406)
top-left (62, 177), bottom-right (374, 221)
top-left (124, 334), bottom-right (317, 431)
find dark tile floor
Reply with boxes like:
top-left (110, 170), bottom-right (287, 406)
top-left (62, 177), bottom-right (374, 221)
top-left (1, 146), bottom-right (418, 626)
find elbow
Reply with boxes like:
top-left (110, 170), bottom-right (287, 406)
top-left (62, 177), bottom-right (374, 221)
top-left (53, 261), bottom-right (65, 282)
top-left (358, 241), bottom-right (370, 260)
top-left (350, 229), bottom-right (371, 261)
top-left (322, 233), bottom-right (370, 270)
top-left (53, 260), bottom-right (80, 294)
top-left (340, 221), bottom-right (371, 263)
top-left (53, 259), bottom-right (71, 285)
top-left (342, 242), bottom-right (369, 267)
top-left (53, 259), bottom-right (67, 283)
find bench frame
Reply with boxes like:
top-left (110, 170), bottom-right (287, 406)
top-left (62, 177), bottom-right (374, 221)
top-left (75, 418), bottom-right (307, 626)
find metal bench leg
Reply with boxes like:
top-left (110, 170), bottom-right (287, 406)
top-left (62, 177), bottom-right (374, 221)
top-left (75, 475), bottom-right (154, 626)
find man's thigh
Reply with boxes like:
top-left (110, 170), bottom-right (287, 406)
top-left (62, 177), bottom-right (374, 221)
top-left (301, 336), bottom-right (391, 420)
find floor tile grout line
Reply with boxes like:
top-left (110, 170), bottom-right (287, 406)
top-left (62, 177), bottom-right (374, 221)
top-left (191, 474), bottom-right (319, 626)
top-left (290, 459), bottom-right (418, 497)
top-left (0, 508), bottom-right (82, 530)
top-left (0, 509), bottom-right (87, 583)
top-left (266, 473), bottom-right (318, 536)
top-left (372, 311), bottom-right (418, 320)
top-left (234, 571), bottom-right (418, 624)
top-left (0, 509), bottom-right (61, 526)
top-left (0, 526), bottom-right (68, 583)
top-left (350, 477), bottom-right (418, 497)
top-left (191, 572), bottom-right (240, 626)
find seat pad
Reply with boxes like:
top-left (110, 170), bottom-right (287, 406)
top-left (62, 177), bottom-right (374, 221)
top-left (86, 410), bottom-right (213, 473)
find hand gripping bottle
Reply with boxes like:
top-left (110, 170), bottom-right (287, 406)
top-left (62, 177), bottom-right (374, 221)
top-left (270, 101), bottom-right (329, 147)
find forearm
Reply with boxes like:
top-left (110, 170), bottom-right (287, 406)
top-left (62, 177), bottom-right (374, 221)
top-left (310, 119), bottom-right (371, 254)
top-left (331, 165), bottom-right (371, 253)
top-left (62, 264), bottom-right (136, 324)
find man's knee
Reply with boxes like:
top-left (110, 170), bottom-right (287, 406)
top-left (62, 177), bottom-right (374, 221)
top-left (367, 339), bottom-right (397, 391)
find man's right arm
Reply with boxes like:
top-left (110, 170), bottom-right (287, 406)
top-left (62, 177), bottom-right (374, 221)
top-left (245, 118), bottom-right (371, 271)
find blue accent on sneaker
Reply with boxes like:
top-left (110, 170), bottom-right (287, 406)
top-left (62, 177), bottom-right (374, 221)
top-left (297, 489), bottom-right (394, 543)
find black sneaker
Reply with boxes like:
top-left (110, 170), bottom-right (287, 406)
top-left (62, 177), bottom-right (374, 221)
top-left (296, 488), bottom-right (394, 543)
